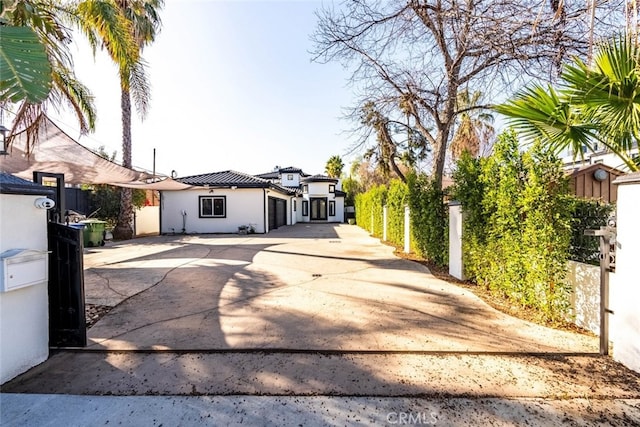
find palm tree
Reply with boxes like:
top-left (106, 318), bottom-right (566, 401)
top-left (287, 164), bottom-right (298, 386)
top-left (496, 33), bottom-right (640, 172)
top-left (1, 0), bottom-right (96, 153)
top-left (112, 0), bottom-right (162, 240)
top-left (76, 0), bottom-right (163, 239)
top-left (450, 89), bottom-right (495, 161)
top-left (325, 155), bottom-right (344, 178)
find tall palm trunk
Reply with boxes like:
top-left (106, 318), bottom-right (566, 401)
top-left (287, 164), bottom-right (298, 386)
top-left (113, 86), bottom-right (134, 240)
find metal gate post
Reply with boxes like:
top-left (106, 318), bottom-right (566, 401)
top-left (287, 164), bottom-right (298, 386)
top-left (598, 233), bottom-right (610, 355)
top-left (585, 225), bottom-right (616, 356)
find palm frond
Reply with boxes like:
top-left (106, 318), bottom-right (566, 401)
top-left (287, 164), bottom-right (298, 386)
top-left (494, 84), bottom-right (597, 157)
top-left (51, 66), bottom-right (97, 133)
top-left (75, 0), bottom-right (139, 70)
top-left (0, 25), bottom-right (53, 103)
top-left (123, 58), bottom-right (150, 118)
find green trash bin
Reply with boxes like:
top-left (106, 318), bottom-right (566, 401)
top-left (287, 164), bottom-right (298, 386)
top-left (80, 219), bottom-right (106, 247)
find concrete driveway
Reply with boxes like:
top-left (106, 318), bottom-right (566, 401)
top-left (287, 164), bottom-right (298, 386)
top-left (83, 223), bottom-right (597, 353)
top-left (6, 223), bottom-right (640, 423)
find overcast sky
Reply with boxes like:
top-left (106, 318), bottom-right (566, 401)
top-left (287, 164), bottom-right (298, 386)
top-left (51, 0), bottom-right (355, 178)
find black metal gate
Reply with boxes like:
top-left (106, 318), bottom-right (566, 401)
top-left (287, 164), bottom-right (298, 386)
top-left (48, 222), bottom-right (86, 347)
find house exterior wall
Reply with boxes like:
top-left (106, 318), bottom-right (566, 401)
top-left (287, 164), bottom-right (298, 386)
top-left (333, 196), bottom-right (345, 223)
top-left (569, 166), bottom-right (622, 203)
top-left (281, 173), bottom-right (300, 187)
top-left (289, 197), bottom-right (298, 225)
top-left (161, 188), bottom-right (266, 234)
top-left (299, 181), bottom-right (344, 223)
top-left (0, 194), bottom-right (49, 384)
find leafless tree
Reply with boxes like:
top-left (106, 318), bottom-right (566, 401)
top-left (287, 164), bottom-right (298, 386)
top-left (312, 0), bottom-right (622, 190)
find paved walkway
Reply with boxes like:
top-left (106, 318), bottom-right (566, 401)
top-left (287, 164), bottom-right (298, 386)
top-left (3, 224), bottom-right (640, 425)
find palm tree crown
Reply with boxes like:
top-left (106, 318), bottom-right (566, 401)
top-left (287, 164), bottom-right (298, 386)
top-left (496, 33), bottom-right (640, 171)
top-left (1, 0), bottom-right (96, 153)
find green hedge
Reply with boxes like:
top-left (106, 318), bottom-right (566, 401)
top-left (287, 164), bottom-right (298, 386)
top-left (354, 184), bottom-right (387, 237)
top-left (407, 173), bottom-right (448, 266)
top-left (354, 176), bottom-right (448, 267)
top-left (386, 179), bottom-right (408, 247)
top-left (451, 131), bottom-right (573, 320)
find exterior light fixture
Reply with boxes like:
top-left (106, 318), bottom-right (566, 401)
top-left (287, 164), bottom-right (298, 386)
top-left (593, 168), bottom-right (608, 182)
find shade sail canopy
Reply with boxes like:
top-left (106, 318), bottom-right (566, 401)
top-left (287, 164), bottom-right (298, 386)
top-left (0, 116), bottom-right (191, 190)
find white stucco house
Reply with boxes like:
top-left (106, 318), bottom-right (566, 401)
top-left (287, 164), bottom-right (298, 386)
top-left (160, 166), bottom-right (345, 234)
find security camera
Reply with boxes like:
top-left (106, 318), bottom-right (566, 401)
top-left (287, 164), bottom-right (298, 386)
top-left (34, 197), bottom-right (56, 210)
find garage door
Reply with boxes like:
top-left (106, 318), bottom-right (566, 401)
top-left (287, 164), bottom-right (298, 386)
top-left (275, 198), bottom-right (286, 228)
top-left (268, 197), bottom-right (287, 231)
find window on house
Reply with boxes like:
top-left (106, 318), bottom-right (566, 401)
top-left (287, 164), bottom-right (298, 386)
top-left (329, 201), bottom-right (335, 216)
top-left (293, 200), bottom-right (297, 211)
top-left (303, 185), bottom-right (308, 193)
top-left (302, 200), bottom-right (309, 216)
top-left (199, 196), bottom-right (226, 218)
top-left (329, 184), bottom-right (335, 193)
top-left (287, 174), bottom-right (293, 180)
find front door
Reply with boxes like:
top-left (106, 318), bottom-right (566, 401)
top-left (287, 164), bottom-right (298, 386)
top-left (310, 198), bottom-right (327, 221)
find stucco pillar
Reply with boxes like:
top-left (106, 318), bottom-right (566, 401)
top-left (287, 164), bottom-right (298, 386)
top-left (610, 172), bottom-right (640, 373)
top-left (370, 211), bottom-right (374, 235)
top-left (404, 205), bottom-right (410, 253)
top-left (383, 206), bottom-right (388, 241)
top-left (448, 201), bottom-right (465, 281)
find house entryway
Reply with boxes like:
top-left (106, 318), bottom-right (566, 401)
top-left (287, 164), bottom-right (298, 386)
top-left (310, 197), bottom-right (327, 220)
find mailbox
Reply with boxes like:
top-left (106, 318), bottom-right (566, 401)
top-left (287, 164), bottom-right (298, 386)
top-left (0, 249), bottom-right (49, 292)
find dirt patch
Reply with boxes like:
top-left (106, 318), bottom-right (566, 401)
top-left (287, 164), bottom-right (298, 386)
top-left (85, 304), bottom-right (113, 329)
top-left (393, 248), bottom-right (594, 335)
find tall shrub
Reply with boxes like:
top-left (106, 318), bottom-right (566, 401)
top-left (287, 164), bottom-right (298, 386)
top-left (386, 179), bottom-right (408, 246)
top-left (452, 130), bottom-right (573, 320)
top-left (451, 151), bottom-right (487, 281)
top-left (479, 131), bottom-right (526, 297)
top-left (520, 143), bottom-right (572, 316)
top-left (407, 172), bottom-right (448, 266)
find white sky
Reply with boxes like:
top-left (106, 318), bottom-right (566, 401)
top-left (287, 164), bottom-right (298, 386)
top-left (51, 0), bottom-right (356, 178)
